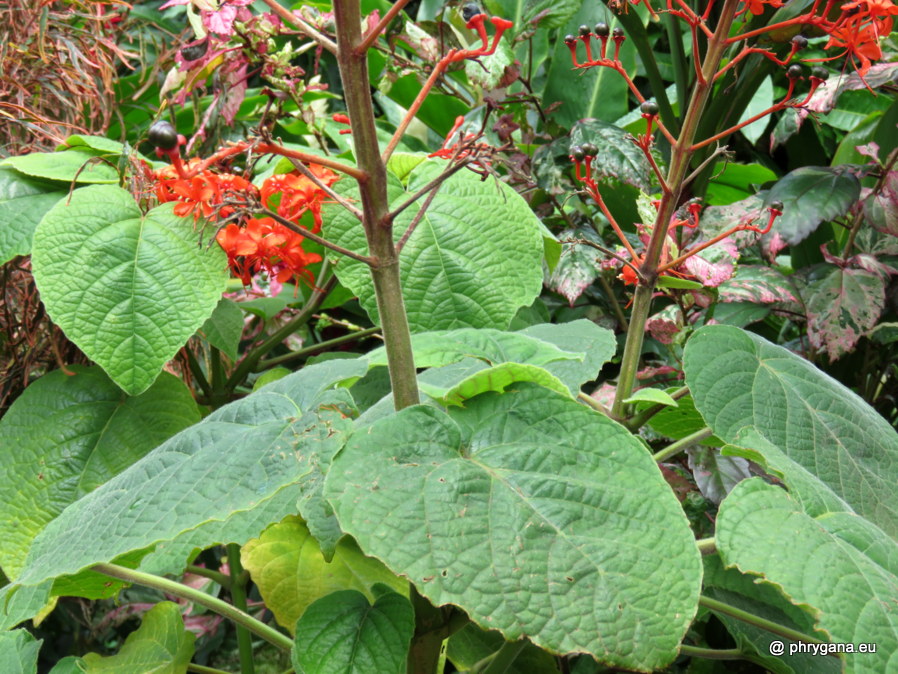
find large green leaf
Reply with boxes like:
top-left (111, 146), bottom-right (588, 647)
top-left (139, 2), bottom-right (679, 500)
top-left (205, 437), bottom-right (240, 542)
top-left (447, 624), bottom-right (559, 674)
top-left (292, 588), bottom-right (414, 674)
top-left (542, 6), bottom-right (636, 128)
top-left (16, 359), bottom-right (367, 588)
top-left (764, 166), bottom-right (861, 244)
top-left (323, 163), bottom-right (544, 332)
top-left (702, 555), bottom-right (836, 674)
top-left (81, 602), bottom-right (195, 673)
top-left (0, 630), bottom-right (41, 674)
top-left (325, 384), bottom-right (702, 671)
top-left (31, 185), bottom-right (229, 395)
top-left (241, 516), bottom-right (407, 633)
top-left (683, 325), bottom-right (898, 538)
top-left (198, 298), bottom-right (244, 360)
top-left (0, 166), bottom-right (65, 263)
top-left (716, 478), bottom-right (898, 673)
top-left (517, 319), bottom-right (617, 394)
top-left (1, 149), bottom-right (120, 184)
top-left (0, 366), bottom-right (199, 578)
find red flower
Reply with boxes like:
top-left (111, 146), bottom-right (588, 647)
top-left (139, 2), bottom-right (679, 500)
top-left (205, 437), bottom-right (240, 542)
top-left (155, 162), bottom-right (256, 221)
top-left (215, 217), bottom-right (322, 286)
top-left (260, 165), bottom-right (339, 232)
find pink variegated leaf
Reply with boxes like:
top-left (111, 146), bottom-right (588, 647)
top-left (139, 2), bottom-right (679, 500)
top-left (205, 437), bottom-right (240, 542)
top-left (806, 264), bottom-right (886, 360)
top-left (647, 305), bottom-right (682, 345)
top-left (682, 237), bottom-right (738, 287)
top-left (864, 171), bottom-right (898, 237)
top-left (718, 265), bottom-right (796, 304)
top-left (548, 227), bottom-right (602, 305)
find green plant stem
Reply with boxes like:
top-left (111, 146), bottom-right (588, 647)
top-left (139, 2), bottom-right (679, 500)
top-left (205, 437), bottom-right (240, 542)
top-left (210, 346), bottom-right (227, 408)
top-left (474, 639), bottom-right (527, 673)
top-left (224, 274), bottom-right (336, 392)
top-left (188, 665), bottom-right (236, 674)
top-left (695, 537), bottom-right (716, 554)
top-left (92, 563), bottom-right (293, 651)
top-left (258, 327), bottom-right (382, 369)
top-left (664, 14), bottom-right (689, 122)
top-left (623, 385), bottom-right (689, 430)
top-left (333, 0), bottom-right (419, 412)
top-left (699, 596), bottom-right (828, 647)
top-left (184, 346), bottom-right (212, 399)
top-left (186, 564), bottom-right (231, 589)
top-left (611, 0), bottom-right (741, 419)
top-left (652, 426), bottom-right (713, 462)
top-left (227, 544), bottom-right (255, 674)
top-left (678, 645), bottom-right (744, 660)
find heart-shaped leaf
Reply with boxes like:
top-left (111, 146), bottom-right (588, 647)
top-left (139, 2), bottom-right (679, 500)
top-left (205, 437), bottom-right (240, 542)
top-left (325, 384), bottom-right (702, 671)
top-left (0, 166), bottom-right (65, 263)
top-left (31, 185), bottom-right (228, 395)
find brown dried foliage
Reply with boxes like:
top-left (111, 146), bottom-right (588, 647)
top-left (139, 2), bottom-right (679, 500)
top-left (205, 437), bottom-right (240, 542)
top-left (0, 0), bottom-right (135, 156)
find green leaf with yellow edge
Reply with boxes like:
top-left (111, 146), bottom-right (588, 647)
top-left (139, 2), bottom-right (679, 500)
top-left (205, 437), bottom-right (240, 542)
top-left (0, 582), bottom-right (53, 631)
top-left (292, 587), bottom-right (414, 674)
top-left (420, 362), bottom-right (570, 406)
top-left (81, 602), bottom-right (195, 673)
top-left (241, 516), bottom-right (407, 634)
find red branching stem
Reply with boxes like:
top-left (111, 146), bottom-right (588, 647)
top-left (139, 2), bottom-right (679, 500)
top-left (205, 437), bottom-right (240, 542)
top-left (575, 168), bottom-right (640, 261)
top-left (726, 1), bottom-right (824, 44)
top-left (259, 0), bottom-right (337, 53)
top-left (355, 0), bottom-right (414, 54)
top-left (181, 140), bottom-right (366, 181)
top-left (715, 42), bottom-right (801, 81)
top-left (164, 149), bottom-right (189, 180)
top-left (702, 0), bottom-right (718, 21)
top-left (691, 97), bottom-right (791, 151)
top-left (658, 207), bottom-right (782, 272)
top-left (382, 13), bottom-right (512, 163)
top-left (691, 24), bottom-right (706, 84)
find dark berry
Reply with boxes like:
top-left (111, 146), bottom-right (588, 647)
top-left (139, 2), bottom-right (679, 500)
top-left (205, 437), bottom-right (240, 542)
top-left (570, 145), bottom-right (586, 161)
top-left (594, 22), bottom-right (610, 37)
top-left (564, 34), bottom-right (577, 45)
top-left (791, 34), bottom-right (808, 50)
top-left (579, 24), bottom-right (592, 37)
top-left (640, 100), bottom-right (659, 116)
top-left (461, 2), bottom-right (482, 22)
top-left (148, 120), bottom-right (179, 151)
top-left (612, 27), bottom-right (625, 38)
top-left (811, 66), bottom-right (829, 80)
top-left (581, 142), bottom-right (598, 156)
top-left (769, 200), bottom-right (784, 211)
top-left (180, 39), bottom-right (208, 62)
top-left (786, 63), bottom-right (803, 79)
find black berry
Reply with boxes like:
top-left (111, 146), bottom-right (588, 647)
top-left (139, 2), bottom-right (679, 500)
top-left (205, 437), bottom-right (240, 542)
top-left (570, 145), bottom-right (586, 161)
top-left (594, 22), bottom-right (610, 37)
top-left (462, 3), bottom-right (482, 22)
top-left (581, 142), bottom-right (598, 156)
top-left (612, 27), bottom-right (625, 38)
top-left (640, 100), bottom-right (659, 116)
top-left (180, 40), bottom-right (208, 62)
top-left (811, 66), bottom-right (829, 81)
top-left (148, 120), bottom-right (179, 151)
top-left (791, 34), bottom-right (808, 50)
top-left (769, 200), bottom-right (784, 211)
top-left (787, 63), bottom-right (803, 79)
top-left (564, 34), bottom-right (577, 45)
top-left (579, 24), bottom-right (592, 37)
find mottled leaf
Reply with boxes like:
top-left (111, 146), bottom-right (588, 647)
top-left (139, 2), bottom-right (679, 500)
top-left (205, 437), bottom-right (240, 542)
top-left (764, 166), bottom-right (861, 244)
top-left (682, 237), bottom-right (738, 287)
top-left (717, 265), bottom-right (797, 304)
top-left (805, 263), bottom-right (885, 360)
top-left (571, 120), bottom-right (653, 191)
top-left (325, 385), bottom-right (702, 671)
top-left (549, 227), bottom-right (602, 305)
top-left (864, 171), bottom-right (898, 237)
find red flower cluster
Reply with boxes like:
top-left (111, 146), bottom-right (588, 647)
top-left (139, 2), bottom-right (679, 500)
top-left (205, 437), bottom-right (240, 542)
top-left (155, 160), bottom-right (256, 221)
top-left (818, 0), bottom-right (897, 75)
top-left (216, 217), bottom-right (322, 285)
top-left (260, 165), bottom-right (339, 232)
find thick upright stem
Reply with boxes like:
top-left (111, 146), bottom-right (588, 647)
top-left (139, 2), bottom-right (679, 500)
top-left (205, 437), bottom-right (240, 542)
top-left (611, 0), bottom-right (741, 418)
top-left (227, 544), bottom-right (255, 674)
top-left (333, 0), bottom-right (419, 411)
